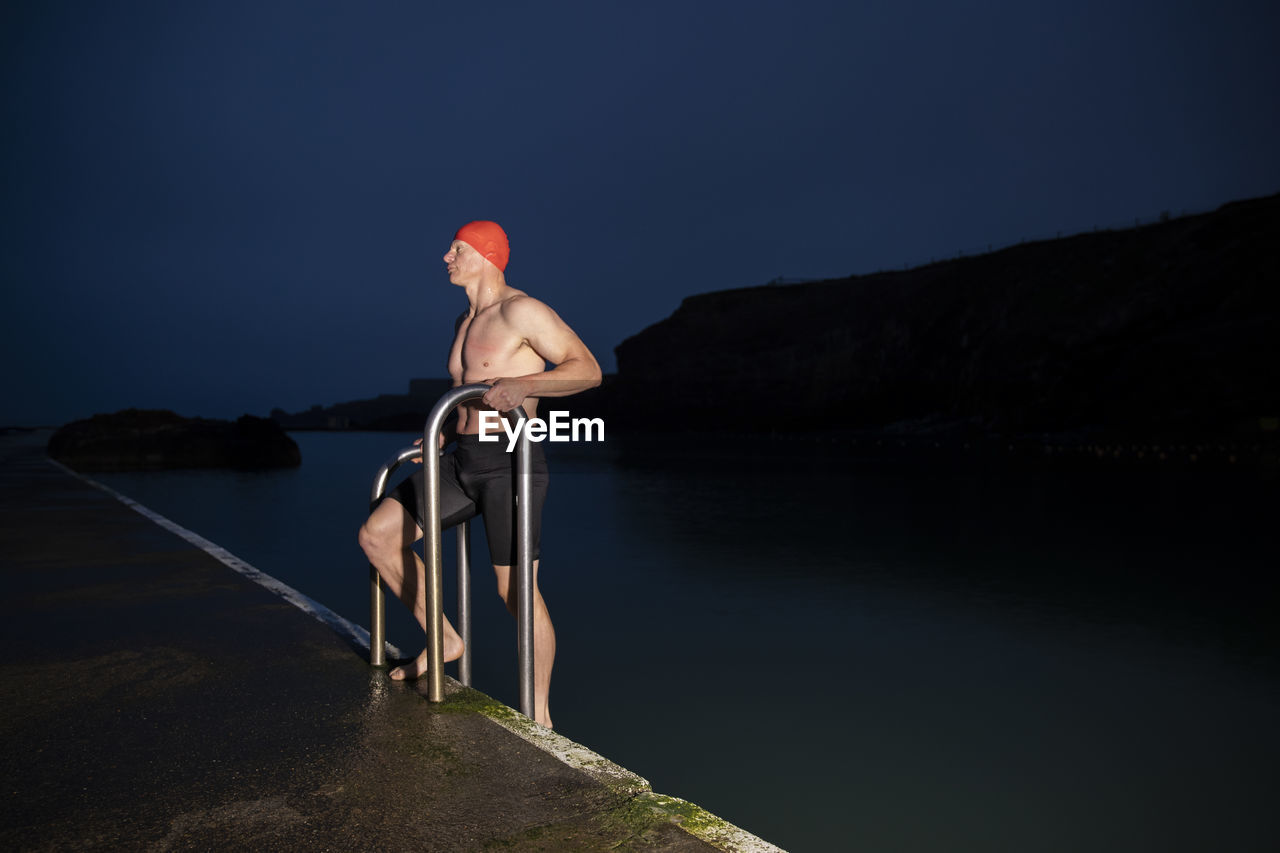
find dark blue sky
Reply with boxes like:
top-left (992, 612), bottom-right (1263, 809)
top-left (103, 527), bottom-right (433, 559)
top-left (4, 0), bottom-right (1278, 426)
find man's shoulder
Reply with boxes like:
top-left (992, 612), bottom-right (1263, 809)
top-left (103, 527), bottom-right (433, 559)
top-left (499, 291), bottom-right (557, 323)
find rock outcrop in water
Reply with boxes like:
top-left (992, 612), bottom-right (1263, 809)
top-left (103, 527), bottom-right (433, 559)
top-left (48, 410), bottom-right (302, 471)
top-left (610, 193), bottom-right (1280, 448)
top-left (270, 378), bottom-right (455, 431)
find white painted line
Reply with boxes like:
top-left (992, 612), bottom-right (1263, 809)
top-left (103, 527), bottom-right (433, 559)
top-left (46, 457), bottom-right (404, 661)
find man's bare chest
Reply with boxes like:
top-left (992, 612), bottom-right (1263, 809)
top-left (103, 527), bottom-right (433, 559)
top-left (455, 313), bottom-right (525, 372)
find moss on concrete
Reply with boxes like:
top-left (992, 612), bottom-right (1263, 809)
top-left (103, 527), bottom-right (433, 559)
top-left (398, 677), bottom-right (783, 850)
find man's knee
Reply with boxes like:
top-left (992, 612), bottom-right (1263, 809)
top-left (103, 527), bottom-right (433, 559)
top-left (359, 503), bottom-right (408, 560)
top-left (492, 565), bottom-right (510, 593)
top-left (490, 565), bottom-right (514, 609)
top-left (357, 519), bottom-right (384, 560)
top-left (492, 560), bottom-right (540, 607)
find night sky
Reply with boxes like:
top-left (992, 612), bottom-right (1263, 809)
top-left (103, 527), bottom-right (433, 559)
top-left (4, 0), bottom-right (1278, 427)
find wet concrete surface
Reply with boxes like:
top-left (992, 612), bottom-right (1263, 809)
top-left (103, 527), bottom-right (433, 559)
top-left (0, 436), bottom-right (771, 852)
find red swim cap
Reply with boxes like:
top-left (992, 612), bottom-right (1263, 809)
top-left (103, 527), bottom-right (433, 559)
top-left (454, 220), bottom-right (510, 272)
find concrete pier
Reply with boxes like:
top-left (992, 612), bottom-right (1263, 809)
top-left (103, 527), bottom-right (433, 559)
top-left (0, 435), bottom-right (781, 852)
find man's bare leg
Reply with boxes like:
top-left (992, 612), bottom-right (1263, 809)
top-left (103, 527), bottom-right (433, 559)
top-left (494, 559), bottom-right (555, 728)
top-left (358, 498), bottom-right (464, 680)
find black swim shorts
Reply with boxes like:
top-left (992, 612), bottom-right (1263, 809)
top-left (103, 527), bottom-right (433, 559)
top-left (383, 434), bottom-right (549, 566)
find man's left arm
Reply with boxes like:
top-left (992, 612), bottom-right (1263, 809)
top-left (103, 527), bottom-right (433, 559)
top-left (482, 297), bottom-right (602, 413)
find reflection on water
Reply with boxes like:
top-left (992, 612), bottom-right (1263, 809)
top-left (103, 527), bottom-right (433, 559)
top-left (96, 431), bottom-right (1280, 852)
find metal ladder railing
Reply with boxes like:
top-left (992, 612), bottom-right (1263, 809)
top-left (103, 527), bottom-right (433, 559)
top-left (367, 384), bottom-right (537, 718)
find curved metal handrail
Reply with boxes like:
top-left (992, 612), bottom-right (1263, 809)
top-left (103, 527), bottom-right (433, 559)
top-left (369, 446), bottom-right (423, 507)
top-left (368, 445), bottom-right (424, 669)
top-left (367, 384), bottom-right (536, 718)
top-left (368, 444), bottom-right (478, 684)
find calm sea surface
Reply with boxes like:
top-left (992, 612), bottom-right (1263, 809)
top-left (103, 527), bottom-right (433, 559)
top-left (95, 431), bottom-right (1280, 851)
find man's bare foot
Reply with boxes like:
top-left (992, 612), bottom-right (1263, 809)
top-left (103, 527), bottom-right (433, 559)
top-left (389, 635), bottom-right (464, 681)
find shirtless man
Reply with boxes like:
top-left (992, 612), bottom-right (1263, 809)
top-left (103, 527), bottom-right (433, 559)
top-left (358, 220), bottom-right (600, 729)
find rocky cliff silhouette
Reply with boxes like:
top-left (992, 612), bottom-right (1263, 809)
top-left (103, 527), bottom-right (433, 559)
top-left (609, 193), bottom-right (1279, 451)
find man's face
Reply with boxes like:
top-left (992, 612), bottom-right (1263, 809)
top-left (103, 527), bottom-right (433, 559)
top-left (443, 240), bottom-right (488, 286)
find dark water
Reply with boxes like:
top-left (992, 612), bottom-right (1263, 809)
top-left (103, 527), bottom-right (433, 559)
top-left (95, 432), bottom-right (1280, 851)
